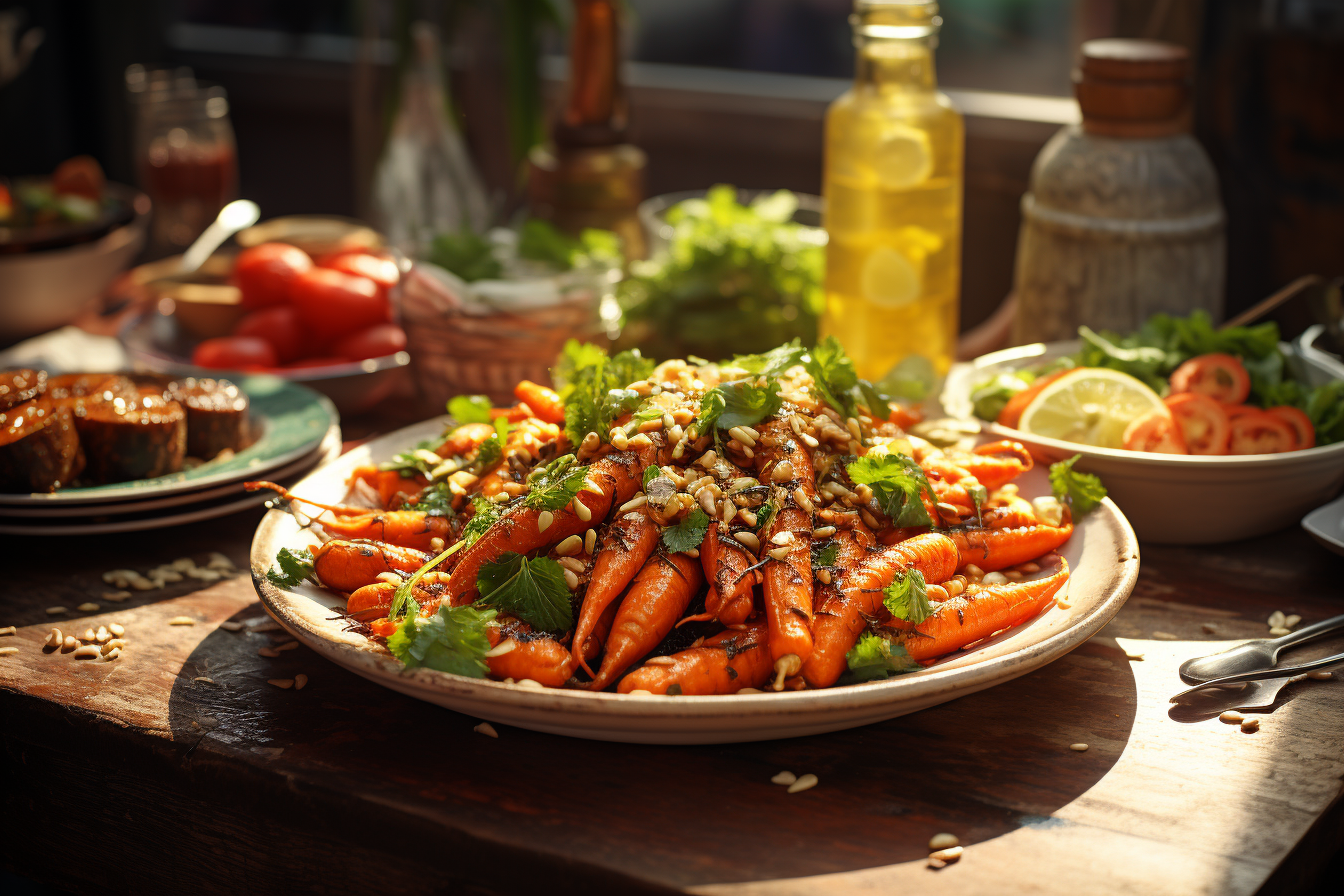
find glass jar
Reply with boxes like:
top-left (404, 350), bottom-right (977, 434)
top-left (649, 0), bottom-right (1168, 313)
top-left (820, 0), bottom-right (963, 399)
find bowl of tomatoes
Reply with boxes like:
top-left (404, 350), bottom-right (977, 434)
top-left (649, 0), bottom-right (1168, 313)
top-left (120, 234), bottom-right (411, 415)
top-left (943, 313), bottom-right (1344, 544)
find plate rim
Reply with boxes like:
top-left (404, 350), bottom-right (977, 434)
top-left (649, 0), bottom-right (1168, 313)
top-left (248, 417), bottom-right (1140, 738)
top-left (0, 375), bottom-right (338, 505)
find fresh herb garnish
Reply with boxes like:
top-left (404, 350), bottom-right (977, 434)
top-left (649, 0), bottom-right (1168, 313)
top-left (405, 482), bottom-right (457, 517)
top-left (1049, 454), bottom-right (1108, 515)
top-left (428, 229), bottom-right (502, 283)
top-left (461, 495), bottom-right (505, 549)
top-left (378, 440), bottom-right (442, 477)
top-left (731, 340), bottom-right (807, 378)
top-left (662, 507), bottom-right (711, 554)
top-left (846, 633), bottom-right (919, 681)
top-left (517, 218), bottom-right (622, 270)
top-left (811, 541), bottom-right (839, 569)
top-left (804, 335), bottom-right (859, 418)
top-left (388, 539), bottom-right (469, 622)
top-left (552, 340), bottom-right (655, 446)
top-left (475, 552), bottom-right (574, 633)
top-left (856, 379), bottom-right (892, 421)
top-left (386, 604), bottom-right (496, 678)
top-left (883, 569), bottom-right (933, 626)
top-left (696, 378), bottom-right (782, 434)
top-left (266, 547), bottom-right (314, 589)
top-left (524, 454), bottom-right (589, 511)
top-left (642, 465), bottom-right (661, 489)
top-left (846, 453), bottom-right (937, 527)
top-left (447, 394), bottom-right (493, 424)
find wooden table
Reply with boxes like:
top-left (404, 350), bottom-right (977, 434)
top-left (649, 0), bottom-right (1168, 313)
top-left (3, 491), bottom-right (1343, 895)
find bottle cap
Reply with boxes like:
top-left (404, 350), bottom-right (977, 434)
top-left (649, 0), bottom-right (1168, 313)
top-left (1074, 39), bottom-right (1191, 137)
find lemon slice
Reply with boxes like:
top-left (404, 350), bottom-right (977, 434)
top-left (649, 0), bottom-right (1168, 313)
top-left (876, 124), bottom-right (933, 190)
top-left (860, 246), bottom-right (921, 308)
top-left (1017, 368), bottom-right (1166, 449)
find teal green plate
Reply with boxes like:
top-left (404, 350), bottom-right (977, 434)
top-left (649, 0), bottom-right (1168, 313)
top-left (0, 374), bottom-right (338, 505)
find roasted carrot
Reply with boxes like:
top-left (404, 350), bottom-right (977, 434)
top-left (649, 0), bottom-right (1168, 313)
top-left (950, 522), bottom-right (1073, 573)
top-left (348, 465), bottom-right (428, 509)
top-left (954, 440), bottom-right (1034, 490)
top-left (346, 571), bottom-right (451, 621)
top-left (892, 558), bottom-right (1070, 660)
top-left (572, 507), bottom-right (659, 673)
top-left (247, 481), bottom-right (455, 552)
top-left (313, 540), bottom-right (431, 593)
top-left (702, 528), bottom-right (761, 620)
top-left (587, 552), bottom-right (704, 691)
top-left (486, 623), bottom-right (575, 687)
top-left (580, 599), bottom-right (620, 665)
top-left (801, 531), bottom-right (959, 689)
top-left (617, 621), bottom-right (771, 695)
top-left (514, 380), bottom-right (566, 425)
top-left (435, 422), bottom-right (497, 459)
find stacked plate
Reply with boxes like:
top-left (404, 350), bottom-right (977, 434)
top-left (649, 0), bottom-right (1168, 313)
top-left (0, 375), bottom-right (340, 535)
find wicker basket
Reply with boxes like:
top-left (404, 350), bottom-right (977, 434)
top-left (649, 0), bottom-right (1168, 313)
top-left (399, 263), bottom-right (607, 407)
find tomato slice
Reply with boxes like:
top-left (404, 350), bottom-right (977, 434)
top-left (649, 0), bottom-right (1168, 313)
top-left (1122, 409), bottom-right (1189, 454)
top-left (1163, 393), bottom-right (1230, 455)
top-left (1266, 406), bottom-right (1315, 450)
top-left (1223, 404), bottom-right (1259, 421)
top-left (996, 369), bottom-right (1071, 429)
top-left (1227, 410), bottom-right (1295, 455)
top-left (1169, 353), bottom-right (1251, 404)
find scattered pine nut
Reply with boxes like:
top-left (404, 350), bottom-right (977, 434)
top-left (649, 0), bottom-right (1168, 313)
top-left (102, 639), bottom-right (126, 654)
top-left (771, 771), bottom-right (797, 785)
top-left (81, 628), bottom-right (96, 642)
top-left (930, 846), bottom-right (963, 862)
top-left (0, 625), bottom-right (15, 636)
top-left (268, 679), bottom-right (294, 689)
top-left (275, 640), bottom-right (299, 652)
top-left (929, 833), bottom-right (960, 851)
top-left (46, 606), bottom-right (67, 615)
top-left (219, 621), bottom-right (245, 631)
top-left (72, 645), bottom-right (100, 659)
top-left (786, 773), bottom-right (818, 794)
top-left (250, 621), bottom-right (282, 632)
top-left (1219, 711), bottom-right (1244, 724)
top-left (294, 673), bottom-right (308, 690)
top-left (167, 617), bottom-right (196, 626)
top-left (77, 602), bottom-right (100, 612)
top-left (44, 629), bottom-right (62, 649)
top-left (193, 677), bottom-right (215, 684)
top-left (1241, 718), bottom-right (1260, 733)
top-left (474, 722), bottom-right (499, 738)
top-left (102, 647), bottom-right (121, 661)
top-left (108, 623), bottom-right (124, 637)
top-left (1201, 623), bottom-right (1218, 634)
top-left (1284, 614), bottom-right (1302, 629)
top-left (94, 627), bottom-right (110, 643)
top-left (258, 647), bottom-right (281, 658)
top-left (102, 590), bottom-right (131, 602)
top-left (0, 646), bottom-right (18, 656)
top-left (1269, 626), bottom-right (1292, 637)
top-left (981, 571), bottom-right (1009, 586)
top-left (1069, 743), bottom-right (1089, 752)
top-left (1308, 671), bottom-right (1333, 680)
top-left (1267, 610), bottom-right (1286, 629)
top-left (1152, 631), bottom-right (1178, 640)
top-left (61, 636), bottom-right (77, 652)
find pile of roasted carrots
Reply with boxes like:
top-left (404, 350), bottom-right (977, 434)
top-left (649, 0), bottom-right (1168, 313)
top-left (255, 338), bottom-right (1081, 694)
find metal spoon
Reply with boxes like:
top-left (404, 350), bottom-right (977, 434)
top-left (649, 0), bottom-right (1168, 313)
top-left (178, 199), bottom-right (260, 274)
top-left (1170, 651), bottom-right (1344, 702)
top-left (1178, 613), bottom-right (1344, 683)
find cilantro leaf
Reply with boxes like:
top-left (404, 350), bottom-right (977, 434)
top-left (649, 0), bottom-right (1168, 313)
top-left (552, 341), bottom-right (655, 445)
top-left (811, 540), bottom-right (839, 568)
top-left (378, 440), bottom-right (441, 476)
top-left (662, 507), bottom-right (711, 554)
top-left (846, 453), bottom-right (936, 527)
top-left (266, 547), bottom-right (314, 589)
top-left (475, 553), bottom-right (574, 633)
top-left (405, 482), bottom-right (456, 517)
top-left (846, 633), bottom-right (919, 681)
top-left (697, 378), bottom-right (782, 433)
top-left (387, 604), bottom-right (496, 678)
top-left (524, 454), bottom-right (589, 511)
top-left (447, 394), bottom-right (493, 424)
top-left (462, 495), bottom-right (505, 549)
top-left (804, 335), bottom-right (858, 418)
top-left (883, 569), bottom-right (933, 626)
top-left (1049, 454), bottom-right (1107, 515)
top-left (731, 340), bottom-right (806, 378)
top-left (642, 464), bottom-right (661, 489)
top-left (856, 379), bottom-right (891, 420)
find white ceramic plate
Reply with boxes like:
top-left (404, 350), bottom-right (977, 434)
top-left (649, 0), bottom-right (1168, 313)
top-left (1302, 494), bottom-right (1344, 557)
top-left (249, 418), bottom-right (1139, 744)
top-left (0, 425), bottom-right (341, 535)
top-left (943, 341), bottom-right (1344, 544)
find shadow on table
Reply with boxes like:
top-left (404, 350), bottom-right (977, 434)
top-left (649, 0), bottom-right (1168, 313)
top-left (164, 613), bottom-right (1140, 892)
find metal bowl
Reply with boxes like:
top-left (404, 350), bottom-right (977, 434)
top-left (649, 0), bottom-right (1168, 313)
top-left (119, 306), bottom-right (410, 416)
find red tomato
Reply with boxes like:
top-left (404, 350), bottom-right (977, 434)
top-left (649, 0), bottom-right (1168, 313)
top-left (232, 305), bottom-right (308, 363)
top-left (1223, 404), bottom-right (1259, 421)
top-left (283, 357), bottom-right (350, 369)
top-left (232, 243), bottom-right (314, 310)
top-left (192, 336), bottom-right (278, 370)
top-left (319, 251), bottom-right (399, 298)
top-left (1163, 393), bottom-right (1231, 455)
top-left (1169, 353), bottom-right (1251, 405)
top-left (1228, 410), bottom-right (1295, 455)
top-left (1122, 409), bottom-right (1188, 454)
top-left (52, 155), bottom-right (105, 201)
top-left (1266, 406), bottom-right (1315, 450)
top-left (331, 323), bottom-right (407, 361)
top-left (289, 267), bottom-right (387, 343)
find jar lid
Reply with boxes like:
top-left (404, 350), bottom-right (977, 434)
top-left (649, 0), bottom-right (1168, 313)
top-left (1079, 39), bottom-right (1189, 82)
top-left (1074, 39), bottom-right (1191, 137)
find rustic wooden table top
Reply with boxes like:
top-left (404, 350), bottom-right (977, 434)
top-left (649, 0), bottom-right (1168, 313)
top-left (3, 458), bottom-right (1343, 895)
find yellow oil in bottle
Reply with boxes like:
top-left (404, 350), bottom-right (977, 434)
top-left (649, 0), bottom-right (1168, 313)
top-left (821, 1), bottom-right (963, 395)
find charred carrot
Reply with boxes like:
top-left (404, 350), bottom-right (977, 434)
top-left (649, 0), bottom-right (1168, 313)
top-left (514, 380), bottom-right (566, 425)
top-left (247, 481), bottom-right (455, 552)
top-left (485, 624), bottom-right (575, 687)
top-left (572, 507), bottom-right (659, 673)
top-left (580, 599), bottom-right (620, 665)
top-left (346, 571), bottom-right (451, 621)
top-left (617, 621), bottom-right (771, 695)
top-left (801, 531), bottom-right (959, 689)
top-left (892, 558), bottom-right (1070, 660)
top-left (950, 522), bottom-right (1073, 573)
top-left (435, 422), bottom-right (497, 459)
top-left (587, 552), bottom-right (704, 691)
top-left (348, 466), bottom-right (428, 509)
top-left (313, 540), bottom-right (431, 593)
top-left (956, 440), bottom-right (1034, 490)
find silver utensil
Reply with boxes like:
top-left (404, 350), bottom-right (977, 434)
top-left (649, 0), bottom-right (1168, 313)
top-left (178, 199), bottom-right (260, 274)
top-left (1170, 651), bottom-right (1344, 702)
top-left (1178, 613), bottom-right (1344, 683)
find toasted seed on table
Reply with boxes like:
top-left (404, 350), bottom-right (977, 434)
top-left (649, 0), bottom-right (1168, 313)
top-left (81, 628), bottom-right (96, 642)
top-left (167, 617), bottom-right (196, 626)
top-left (73, 645), bottom-right (100, 659)
top-left (1069, 743), bottom-right (1089, 752)
top-left (1308, 670), bottom-right (1332, 680)
top-left (0, 625), bottom-right (15, 636)
top-left (1152, 631), bottom-right (1177, 640)
top-left (1201, 623), bottom-right (1218, 634)
top-left (77, 602), bottom-right (100, 612)
top-left (1241, 718), bottom-right (1260, 733)
top-left (474, 722), bottom-right (499, 738)
top-left (219, 621), bottom-right (245, 632)
top-left (294, 673), bottom-right (308, 690)
top-left (103, 639), bottom-right (126, 654)
top-left (787, 774), bottom-right (818, 794)
top-left (102, 591), bottom-right (131, 601)
top-left (0, 646), bottom-right (18, 656)
top-left (771, 771), bottom-right (797, 786)
top-left (258, 647), bottom-right (281, 658)
top-left (268, 679), bottom-right (294, 689)
top-left (102, 647), bottom-right (121, 661)
top-left (44, 629), bottom-right (63, 649)
top-left (929, 833), bottom-right (960, 851)
top-left (1269, 626), bottom-right (1291, 637)
top-left (46, 606), bottom-right (67, 615)
top-left (1284, 614), bottom-right (1301, 629)
top-left (930, 846), bottom-right (963, 862)
top-left (62, 636), bottom-right (78, 651)
top-left (1267, 610), bottom-right (1286, 629)
top-left (108, 623), bottom-right (124, 637)
top-left (194, 677), bottom-right (215, 684)
top-left (130, 576), bottom-right (157, 591)
top-left (1220, 711), bottom-right (1244, 723)
top-left (94, 627), bottom-right (110, 643)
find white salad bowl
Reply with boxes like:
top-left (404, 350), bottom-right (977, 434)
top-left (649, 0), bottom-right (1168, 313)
top-left (943, 341), bottom-right (1344, 545)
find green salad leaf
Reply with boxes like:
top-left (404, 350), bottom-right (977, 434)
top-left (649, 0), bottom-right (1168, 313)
top-left (846, 633), bottom-right (919, 681)
top-left (387, 604), bottom-right (496, 678)
top-left (697, 378), bottom-right (782, 434)
top-left (804, 335), bottom-right (859, 418)
top-left (552, 340), bottom-right (655, 446)
top-left (428, 229), bottom-right (502, 283)
top-left (730, 340), bottom-right (807, 378)
top-left (475, 552), bottom-right (574, 633)
top-left (1049, 454), bottom-right (1108, 515)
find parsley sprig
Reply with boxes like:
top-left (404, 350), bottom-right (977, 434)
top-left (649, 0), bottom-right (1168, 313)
top-left (882, 569), bottom-right (933, 626)
top-left (552, 340), bottom-right (654, 446)
top-left (524, 454), bottom-right (589, 511)
top-left (695, 378), bottom-right (782, 435)
top-left (662, 507), bottom-right (711, 554)
top-left (846, 453), bottom-right (939, 528)
top-left (387, 604), bottom-right (496, 678)
top-left (1049, 454), bottom-right (1107, 515)
top-left (447, 394), bottom-right (493, 424)
top-left (846, 633), bottom-right (919, 681)
top-left (475, 552), bottom-right (574, 633)
top-left (266, 547), bottom-right (314, 589)
top-left (461, 495), bottom-right (505, 549)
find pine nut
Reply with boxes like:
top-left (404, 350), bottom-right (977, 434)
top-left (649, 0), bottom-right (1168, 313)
top-left (945, 576), bottom-right (965, 597)
top-left (794, 487), bottom-right (815, 513)
top-left (62, 636), bottom-right (78, 652)
top-left (81, 628), bottom-right (96, 642)
top-left (1269, 627), bottom-right (1291, 637)
top-left (981, 571), bottom-right (1009, 586)
top-left (73, 645), bottom-right (100, 659)
top-left (555, 535), bottom-right (583, 556)
top-left (102, 647), bottom-right (121, 661)
top-left (767, 547), bottom-right (790, 562)
top-left (46, 606), bottom-right (66, 615)
top-left (94, 626), bottom-right (110, 643)
top-left (430, 537), bottom-right (445, 552)
top-left (930, 846), bottom-right (963, 862)
top-left (490, 492), bottom-right (510, 504)
top-left (963, 564), bottom-right (985, 579)
top-left (474, 722), bottom-right (499, 738)
top-left (786, 773), bottom-right (818, 794)
top-left (629, 433), bottom-right (653, 449)
top-left (268, 679), bottom-right (294, 689)
top-left (275, 640), bottom-right (299, 652)
top-left (1003, 570), bottom-right (1024, 582)
top-left (771, 770), bottom-right (797, 785)
top-left (573, 498), bottom-right (593, 521)
top-left (728, 426), bottom-right (755, 446)
top-left (736, 508), bottom-right (757, 526)
top-left (501, 481), bottom-right (527, 496)
top-left (1284, 614), bottom-right (1301, 629)
top-left (929, 833), bottom-right (960, 851)
top-left (1069, 743), bottom-right (1089, 752)
top-left (733, 531), bottom-right (761, 552)
top-left (859, 508), bottom-right (881, 529)
top-left (516, 678), bottom-right (544, 689)
top-left (294, 673), bottom-right (308, 690)
top-left (619, 495), bottom-right (647, 512)
top-left (610, 430), bottom-right (630, 450)
top-left (1308, 670), bottom-right (1332, 680)
top-left (584, 529), bottom-right (597, 554)
top-left (0, 625), bottom-right (17, 637)
top-left (1267, 610), bottom-right (1286, 628)
top-left (1018, 561), bottom-right (1040, 574)
top-left (102, 591), bottom-right (131, 601)
top-left (167, 617), bottom-right (196, 626)
top-left (926, 584), bottom-right (949, 601)
top-left (817, 569), bottom-right (832, 584)
top-left (1220, 711), bottom-right (1244, 723)
top-left (1240, 718), bottom-right (1260, 733)
top-left (103, 639), bottom-right (126, 654)
top-left (771, 461), bottom-right (794, 482)
top-left (721, 499), bottom-right (735, 523)
top-left (0, 647), bottom-right (18, 656)
top-left (537, 510), bottom-right (554, 532)
top-left (558, 557), bottom-right (586, 574)
top-left (44, 629), bottom-right (63, 649)
top-left (563, 569), bottom-right (580, 591)
top-left (771, 531), bottom-right (793, 546)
